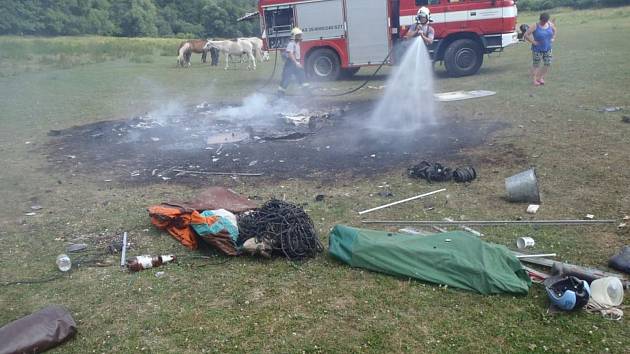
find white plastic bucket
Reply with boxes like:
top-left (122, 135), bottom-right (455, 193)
top-left (590, 277), bottom-right (624, 307)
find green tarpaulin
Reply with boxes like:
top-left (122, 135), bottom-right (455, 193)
top-left (329, 225), bottom-right (531, 295)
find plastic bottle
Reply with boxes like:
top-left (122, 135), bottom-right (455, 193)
top-left (590, 277), bottom-right (624, 307)
top-left (126, 255), bottom-right (176, 272)
top-left (56, 254), bottom-right (72, 272)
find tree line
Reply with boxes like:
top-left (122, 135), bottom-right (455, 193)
top-left (0, 0), bottom-right (259, 38)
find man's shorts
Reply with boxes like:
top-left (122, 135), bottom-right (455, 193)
top-left (532, 50), bottom-right (552, 67)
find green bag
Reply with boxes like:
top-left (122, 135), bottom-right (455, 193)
top-left (329, 225), bottom-right (531, 295)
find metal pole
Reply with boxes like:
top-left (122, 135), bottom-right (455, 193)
top-left (120, 232), bottom-right (127, 267)
top-left (358, 189), bottom-right (446, 215)
top-left (361, 219), bottom-right (617, 226)
top-left (444, 217), bottom-right (485, 236)
top-left (515, 253), bottom-right (557, 259)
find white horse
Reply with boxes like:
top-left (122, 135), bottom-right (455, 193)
top-left (177, 41), bottom-right (192, 67)
top-left (242, 37), bottom-right (264, 61)
top-left (204, 39), bottom-right (256, 70)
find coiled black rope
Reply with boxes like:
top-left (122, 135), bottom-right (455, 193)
top-left (453, 166), bottom-right (477, 183)
top-left (408, 161), bottom-right (452, 182)
top-left (237, 199), bottom-right (323, 260)
top-left (408, 162), bottom-right (477, 183)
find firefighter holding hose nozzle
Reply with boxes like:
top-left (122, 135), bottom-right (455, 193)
top-left (405, 7), bottom-right (435, 46)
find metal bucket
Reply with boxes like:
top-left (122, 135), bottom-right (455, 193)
top-left (505, 168), bottom-right (541, 203)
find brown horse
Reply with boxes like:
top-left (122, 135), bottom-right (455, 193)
top-left (177, 39), bottom-right (209, 63)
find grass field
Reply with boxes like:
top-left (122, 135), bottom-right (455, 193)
top-left (1, 7), bottom-right (629, 353)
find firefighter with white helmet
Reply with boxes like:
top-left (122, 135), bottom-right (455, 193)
top-left (278, 27), bottom-right (309, 95)
top-left (405, 6), bottom-right (435, 46)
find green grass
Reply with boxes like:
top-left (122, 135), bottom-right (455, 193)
top-left (1, 6), bottom-right (630, 353)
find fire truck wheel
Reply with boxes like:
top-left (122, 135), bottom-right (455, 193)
top-left (306, 48), bottom-right (341, 81)
top-left (444, 39), bottom-right (483, 77)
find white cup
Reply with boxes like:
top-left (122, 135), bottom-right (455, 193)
top-left (516, 237), bottom-right (535, 249)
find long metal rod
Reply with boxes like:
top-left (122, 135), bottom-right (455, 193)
top-left (361, 219), bottom-right (617, 226)
top-left (444, 217), bottom-right (485, 236)
top-left (120, 232), bottom-right (128, 267)
top-left (358, 189), bottom-right (446, 215)
top-left (515, 253), bottom-right (557, 259)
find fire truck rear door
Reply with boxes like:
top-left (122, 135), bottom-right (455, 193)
top-left (345, 0), bottom-right (390, 65)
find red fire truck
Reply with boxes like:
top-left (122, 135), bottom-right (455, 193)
top-left (257, 0), bottom-right (518, 79)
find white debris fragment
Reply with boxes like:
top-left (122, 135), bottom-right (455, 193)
top-left (526, 204), bottom-right (540, 214)
top-left (25, 212), bottom-right (37, 216)
top-left (585, 214), bottom-right (595, 219)
top-left (150, 137), bottom-right (160, 142)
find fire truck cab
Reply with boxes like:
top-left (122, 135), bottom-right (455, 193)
top-left (258, 0), bottom-right (518, 79)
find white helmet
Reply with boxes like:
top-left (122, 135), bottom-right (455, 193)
top-left (417, 7), bottom-right (431, 22)
top-left (291, 27), bottom-right (303, 38)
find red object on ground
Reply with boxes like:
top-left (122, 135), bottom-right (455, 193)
top-left (177, 187), bottom-right (258, 213)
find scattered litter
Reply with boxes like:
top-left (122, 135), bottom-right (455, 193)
top-left (398, 227), bottom-right (431, 235)
top-left (282, 114), bottom-right (310, 126)
top-left (358, 189), bottom-right (446, 215)
top-left (155, 271), bottom-right (165, 278)
top-left (104, 179), bottom-right (112, 182)
top-left (527, 204), bottom-right (540, 214)
top-left (262, 132), bottom-right (312, 141)
top-left (408, 161), bottom-right (476, 183)
top-left (513, 250), bottom-right (629, 287)
top-left (30, 205), bottom-right (43, 210)
top-left (377, 191), bottom-right (394, 198)
top-left (362, 219), bottom-right (617, 226)
top-left (66, 243), bottom-right (88, 253)
top-left (367, 85), bottom-right (385, 90)
top-left (0, 305), bottom-right (76, 354)
top-left (120, 232), bottom-right (128, 267)
top-left (248, 160), bottom-right (258, 166)
top-left (505, 168), bottom-right (541, 203)
top-left (598, 106), bottom-right (622, 113)
top-left (408, 161), bottom-right (451, 182)
top-left (176, 186), bottom-right (258, 213)
top-left (24, 212), bottom-right (37, 216)
top-left (161, 176), bottom-right (171, 181)
top-left (515, 253), bottom-right (556, 259)
top-left (206, 132), bottom-right (248, 145)
top-left (315, 194), bottom-right (325, 202)
top-left (444, 217), bottom-right (484, 237)
top-left (55, 254), bottom-right (71, 272)
top-left (172, 169), bottom-right (263, 177)
top-left (586, 277), bottom-right (624, 320)
top-left (65, 155), bottom-right (76, 159)
top-left (150, 137), bottom-right (160, 142)
top-left (585, 214), bottom-right (594, 219)
top-left (545, 276), bottom-right (590, 312)
top-left (609, 246), bottom-right (630, 274)
top-left (434, 90), bottom-right (496, 102)
top-left (127, 255), bottom-right (176, 272)
top-left (329, 225), bottom-right (531, 294)
top-left (212, 158), bottom-right (220, 163)
top-left (192, 209), bottom-right (239, 255)
top-left (238, 199), bottom-right (322, 260)
top-left (452, 166), bottom-right (477, 183)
